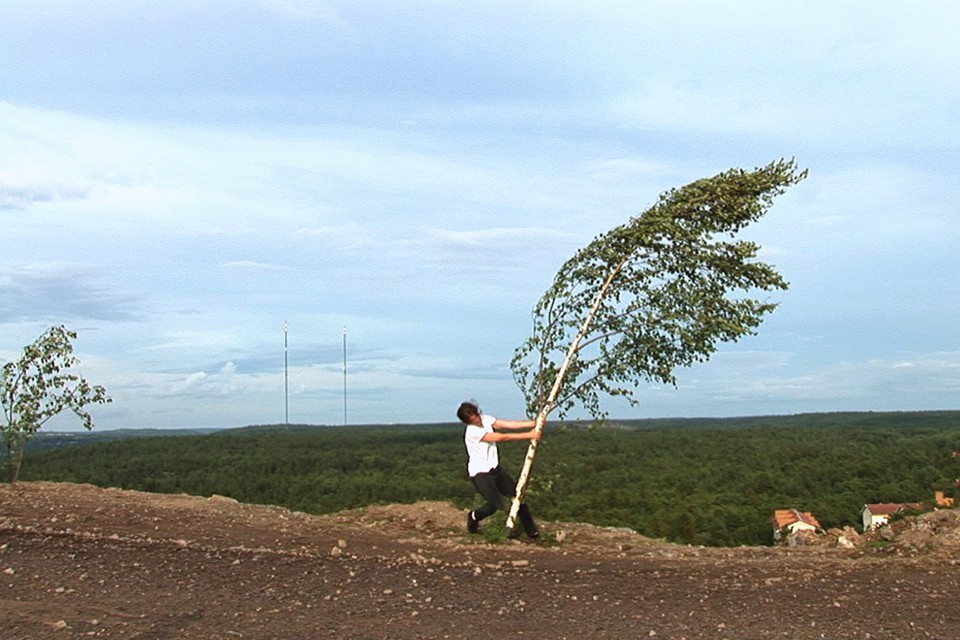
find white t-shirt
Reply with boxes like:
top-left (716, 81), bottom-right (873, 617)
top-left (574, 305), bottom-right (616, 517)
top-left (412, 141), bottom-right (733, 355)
top-left (464, 414), bottom-right (498, 477)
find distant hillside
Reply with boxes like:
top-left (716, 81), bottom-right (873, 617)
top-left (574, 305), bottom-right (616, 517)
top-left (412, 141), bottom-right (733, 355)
top-left (20, 410), bottom-right (960, 547)
top-left (31, 409), bottom-right (960, 453)
top-left (27, 427), bottom-right (223, 454)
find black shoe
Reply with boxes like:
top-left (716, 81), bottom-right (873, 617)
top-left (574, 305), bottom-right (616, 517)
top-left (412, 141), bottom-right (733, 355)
top-left (507, 527), bottom-right (538, 541)
top-left (467, 511), bottom-right (479, 534)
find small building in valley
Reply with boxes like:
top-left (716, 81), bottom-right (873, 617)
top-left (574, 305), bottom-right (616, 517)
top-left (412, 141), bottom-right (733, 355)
top-left (935, 491), bottom-right (955, 508)
top-left (861, 502), bottom-right (924, 531)
top-left (772, 509), bottom-right (823, 542)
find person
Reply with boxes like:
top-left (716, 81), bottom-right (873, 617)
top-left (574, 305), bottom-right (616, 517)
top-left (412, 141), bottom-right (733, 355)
top-left (456, 400), bottom-right (541, 539)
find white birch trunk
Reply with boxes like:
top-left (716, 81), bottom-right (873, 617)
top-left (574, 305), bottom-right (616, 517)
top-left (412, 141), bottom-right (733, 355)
top-left (505, 259), bottom-right (628, 531)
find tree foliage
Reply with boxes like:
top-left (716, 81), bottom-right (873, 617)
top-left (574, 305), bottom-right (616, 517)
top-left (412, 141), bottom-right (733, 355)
top-left (1, 325), bottom-right (111, 482)
top-left (511, 159), bottom-right (807, 419)
top-left (504, 159), bottom-right (806, 530)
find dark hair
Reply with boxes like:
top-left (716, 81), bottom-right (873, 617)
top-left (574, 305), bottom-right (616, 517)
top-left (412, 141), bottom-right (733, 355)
top-left (457, 401), bottom-right (480, 424)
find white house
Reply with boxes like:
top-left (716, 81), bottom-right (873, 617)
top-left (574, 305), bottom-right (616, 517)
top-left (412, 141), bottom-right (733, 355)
top-left (772, 509), bottom-right (822, 542)
top-left (861, 502), bottom-right (923, 531)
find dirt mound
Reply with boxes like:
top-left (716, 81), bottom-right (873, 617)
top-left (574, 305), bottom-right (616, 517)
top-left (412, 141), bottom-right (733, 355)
top-left (3, 482), bottom-right (960, 639)
top-left (862, 508), bottom-right (960, 555)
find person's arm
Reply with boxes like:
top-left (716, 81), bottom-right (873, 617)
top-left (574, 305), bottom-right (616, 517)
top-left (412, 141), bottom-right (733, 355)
top-left (481, 429), bottom-right (541, 443)
top-left (491, 418), bottom-right (536, 430)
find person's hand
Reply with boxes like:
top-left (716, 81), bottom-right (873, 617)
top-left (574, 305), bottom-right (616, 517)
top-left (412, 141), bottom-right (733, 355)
top-left (530, 429), bottom-right (543, 440)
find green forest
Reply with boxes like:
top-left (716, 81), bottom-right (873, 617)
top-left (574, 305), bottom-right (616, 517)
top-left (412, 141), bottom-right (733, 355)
top-left (18, 411), bottom-right (960, 547)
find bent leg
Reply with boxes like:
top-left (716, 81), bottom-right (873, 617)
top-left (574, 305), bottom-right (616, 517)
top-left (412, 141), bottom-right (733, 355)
top-left (471, 471), bottom-right (505, 521)
top-left (517, 503), bottom-right (539, 539)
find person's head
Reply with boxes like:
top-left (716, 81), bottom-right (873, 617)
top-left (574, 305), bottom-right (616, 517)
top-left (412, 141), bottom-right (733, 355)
top-left (457, 401), bottom-right (481, 425)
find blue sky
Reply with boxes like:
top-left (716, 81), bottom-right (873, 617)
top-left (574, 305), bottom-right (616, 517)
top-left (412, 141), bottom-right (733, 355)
top-left (1, 1), bottom-right (958, 430)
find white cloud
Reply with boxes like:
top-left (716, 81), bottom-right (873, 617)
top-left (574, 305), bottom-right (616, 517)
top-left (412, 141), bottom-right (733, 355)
top-left (0, 168), bottom-right (91, 210)
top-left (424, 226), bottom-right (578, 250)
top-left (222, 261), bottom-right (290, 272)
top-left (667, 349), bottom-right (960, 413)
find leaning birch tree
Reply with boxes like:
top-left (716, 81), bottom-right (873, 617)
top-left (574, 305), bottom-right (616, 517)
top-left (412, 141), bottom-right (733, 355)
top-left (1, 326), bottom-right (111, 483)
top-left (505, 159), bottom-right (807, 530)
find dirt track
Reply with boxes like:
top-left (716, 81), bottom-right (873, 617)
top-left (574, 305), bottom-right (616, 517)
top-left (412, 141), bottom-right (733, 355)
top-left (2, 482), bottom-right (959, 639)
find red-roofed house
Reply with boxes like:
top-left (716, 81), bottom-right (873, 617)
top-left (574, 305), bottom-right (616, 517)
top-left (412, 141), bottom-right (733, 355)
top-left (861, 502), bottom-right (924, 531)
top-left (772, 509), bottom-right (823, 542)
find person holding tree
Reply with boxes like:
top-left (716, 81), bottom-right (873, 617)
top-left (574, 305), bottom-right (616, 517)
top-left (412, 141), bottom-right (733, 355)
top-left (456, 401), bottom-right (541, 539)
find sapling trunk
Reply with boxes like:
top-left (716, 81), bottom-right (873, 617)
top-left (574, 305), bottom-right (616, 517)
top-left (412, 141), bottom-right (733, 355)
top-left (506, 258), bottom-right (628, 530)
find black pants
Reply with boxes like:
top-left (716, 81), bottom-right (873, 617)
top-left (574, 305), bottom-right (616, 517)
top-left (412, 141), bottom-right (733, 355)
top-left (471, 466), bottom-right (538, 537)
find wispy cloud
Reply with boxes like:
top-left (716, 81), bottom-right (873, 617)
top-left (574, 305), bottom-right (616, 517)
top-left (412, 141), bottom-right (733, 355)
top-left (222, 261), bottom-right (290, 272)
top-left (0, 263), bottom-right (143, 323)
top-left (0, 170), bottom-right (91, 210)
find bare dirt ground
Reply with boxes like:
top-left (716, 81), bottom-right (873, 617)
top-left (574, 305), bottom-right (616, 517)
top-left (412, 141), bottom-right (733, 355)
top-left (2, 482), bottom-right (960, 640)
